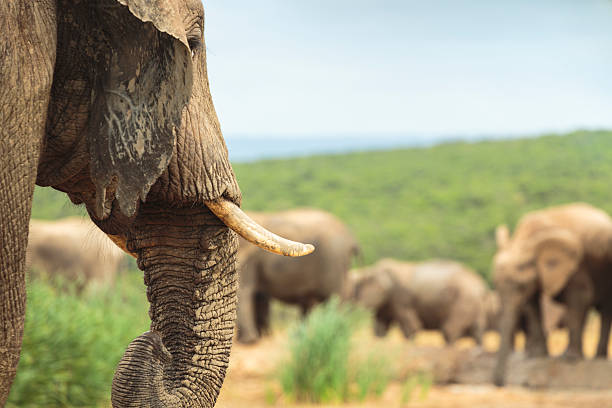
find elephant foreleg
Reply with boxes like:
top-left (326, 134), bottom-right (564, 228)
top-left (442, 303), bottom-right (479, 345)
top-left (595, 309), bottom-right (611, 358)
top-left (561, 274), bottom-right (593, 360)
top-left (0, 2), bottom-right (56, 404)
top-left (237, 286), bottom-right (259, 344)
top-left (254, 292), bottom-right (271, 337)
top-left (395, 308), bottom-right (422, 340)
top-left (373, 313), bottom-right (392, 337)
top-left (523, 299), bottom-right (547, 358)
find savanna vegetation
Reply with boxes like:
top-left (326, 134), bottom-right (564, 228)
top-left (278, 299), bottom-right (391, 403)
top-left (16, 130), bottom-right (612, 405)
top-left (7, 275), bottom-right (148, 407)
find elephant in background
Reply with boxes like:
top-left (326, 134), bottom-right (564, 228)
top-left (236, 209), bottom-right (360, 344)
top-left (0, 1), bottom-right (312, 406)
top-left (349, 258), bottom-right (489, 344)
top-left (27, 217), bottom-right (127, 290)
top-left (492, 203), bottom-right (612, 386)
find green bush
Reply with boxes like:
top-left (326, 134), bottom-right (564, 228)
top-left (278, 299), bottom-right (391, 403)
top-left (7, 274), bottom-right (149, 407)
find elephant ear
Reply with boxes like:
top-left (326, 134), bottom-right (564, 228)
top-left (532, 229), bottom-right (583, 298)
top-left (496, 225), bottom-right (511, 249)
top-left (115, 0), bottom-right (190, 49)
top-left (89, 0), bottom-right (194, 219)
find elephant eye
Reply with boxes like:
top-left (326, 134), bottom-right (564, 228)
top-left (545, 258), bottom-right (559, 268)
top-left (517, 260), bottom-right (535, 271)
top-left (187, 36), bottom-right (202, 58)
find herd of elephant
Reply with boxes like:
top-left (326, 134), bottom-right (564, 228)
top-left (234, 203), bottom-right (612, 388)
top-left (25, 203), bottom-right (612, 390)
top-left (1, 1), bottom-right (610, 407)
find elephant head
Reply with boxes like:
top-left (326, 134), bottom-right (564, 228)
top-left (492, 223), bottom-right (582, 386)
top-left (351, 266), bottom-right (394, 336)
top-left (0, 1), bottom-right (312, 406)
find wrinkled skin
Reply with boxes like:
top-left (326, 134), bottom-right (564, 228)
top-left (236, 209), bottom-right (359, 344)
top-left (27, 218), bottom-right (126, 290)
top-left (350, 259), bottom-right (488, 344)
top-left (1, 1), bottom-right (242, 406)
top-left (492, 203), bottom-right (612, 387)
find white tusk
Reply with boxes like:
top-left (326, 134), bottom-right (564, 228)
top-left (205, 199), bottom-right (315, 257)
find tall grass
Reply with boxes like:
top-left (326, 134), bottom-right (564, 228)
top-left (278, 299), bottom-right (391, 403)
top-left (7, 274), bottom-right (149, 407)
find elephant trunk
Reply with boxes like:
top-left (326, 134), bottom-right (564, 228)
top-left (493, 299), bottom-right (519, 387)
top-left (111, 206), bottom-right (238, 407)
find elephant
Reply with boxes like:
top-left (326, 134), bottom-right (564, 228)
top-left (27, 217), bottom-right (127, 290)
top-left (492, 203), bottom-right (612, 386)
top-left (349, 258), bottom-right (489, 344)
top-left (0, 1), bottom-right (313, 406)
top-left (236, 209), bottom-right (360, 344)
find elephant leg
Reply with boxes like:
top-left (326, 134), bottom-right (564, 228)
top-left (374, 314), bottom-right (392, 337)
top-left (596, 309), bottom-right (611, 358)
top-left (468, 319), bottom-right (485, 346)
top-left (0, 142), bottom-right (39, 404)
top-left (563, 301), bottom-right (589, 360)
top-left (254, 292), bottom-right (271, 337)
top-left (523, 299), bottom-right (547, 358)
top-left (395, 308), bottom-right (422, 340)
top-left (0, 3), bottom-right (56, 404)
top-left (442, 314), bottom-right (472, 344)
top-left (300, 297), bottom-right (319, 318)
top-left (237, 286), bottom-right (259, 344)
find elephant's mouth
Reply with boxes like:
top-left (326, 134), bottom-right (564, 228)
top-left (108, 197), bottom-right (315, 259)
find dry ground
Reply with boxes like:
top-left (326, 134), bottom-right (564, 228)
top-left (217, 314), bottom-right (612, 408)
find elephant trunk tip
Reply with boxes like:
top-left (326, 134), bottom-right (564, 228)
top-left (112, 331), bottom-right (178, 407)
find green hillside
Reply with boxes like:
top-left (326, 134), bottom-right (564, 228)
top-left (32, 130), bottom-right (612, 280)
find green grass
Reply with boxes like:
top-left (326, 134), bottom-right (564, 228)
top-left (278, 299), bottom-right (390, 403)
top-left (31, 186), bottom-right (86, 220)
top-left (7, 274), bottom-right (149, 407)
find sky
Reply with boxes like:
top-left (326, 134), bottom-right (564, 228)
top-left (203, 0), bottom-right (612, 139)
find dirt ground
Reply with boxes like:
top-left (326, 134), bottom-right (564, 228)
top-left (217, 314), bottom-right (612, 408)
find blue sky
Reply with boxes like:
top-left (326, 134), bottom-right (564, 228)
top-left (204, 0), bottom-right (612, 138)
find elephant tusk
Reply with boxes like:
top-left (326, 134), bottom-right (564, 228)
top-left (205, 198), bottom-right (315, 257)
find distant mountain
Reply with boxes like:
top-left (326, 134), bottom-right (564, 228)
top-left (224, 133), bottom-right (543, 163)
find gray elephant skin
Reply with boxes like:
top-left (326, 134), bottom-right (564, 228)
top-left (236, 209), bottom-right (360, 344)
top-left (27, 217), bottom-right (126, 290)
top-left (0, 1), bottom-right (311, 406)
top-left (492, 203), bottom-right (612, 386)
top-left (350, 258), bottom-right (489, 344)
